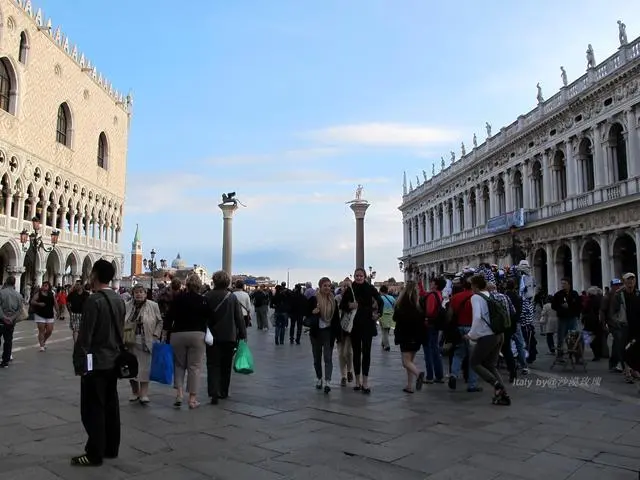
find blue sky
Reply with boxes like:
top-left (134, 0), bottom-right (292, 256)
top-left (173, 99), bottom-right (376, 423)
top-left (36, 0), bottom-right (640, 284)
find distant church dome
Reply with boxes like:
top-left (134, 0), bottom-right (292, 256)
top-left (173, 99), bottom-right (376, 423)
top-left (171, 253), bottom-right (186, 270)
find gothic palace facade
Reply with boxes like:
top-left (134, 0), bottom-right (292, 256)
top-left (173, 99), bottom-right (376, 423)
top-left (400, 27), bottom-right (640, 294)
top-left (0, 0), bottom-right (131, 293)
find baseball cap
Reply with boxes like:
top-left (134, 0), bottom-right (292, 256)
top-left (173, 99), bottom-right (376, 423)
top-left (622, 272), bottom-right (636, 280)
top-left (610, 278), bottom-right (622, 286)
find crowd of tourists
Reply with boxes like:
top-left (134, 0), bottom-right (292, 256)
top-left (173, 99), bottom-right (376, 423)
top-left (0, 257), bottom-right (638, 468)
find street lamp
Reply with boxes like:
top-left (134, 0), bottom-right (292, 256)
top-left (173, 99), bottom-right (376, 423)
top-left (368, 265), bottom-right (377, 283)
top-left (143, 248), bottom-right (159, 292)
top-left (399, 257), bottom-right (419, 279)
top-left (19, 216), bottom-right (60, 288)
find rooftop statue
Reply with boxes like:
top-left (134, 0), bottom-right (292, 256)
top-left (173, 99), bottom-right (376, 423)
top-left (423, 169), bottom-right (428, 181)
top-left (473, 133), bottom-right (478, 148)
top-left (618, 20), bottom-right (628, 46)
top-left (586, 44), bottom-right (596, 69)
top-left (486, 122), bottom-right (492, 137)
top-left (560, 66), bottom-right (568, 87)
top-left (461, 142), bottom-right (466, 156)
top-left (450, 151), bottom-right (455, 164)
top-left (536, 83), bottom-right (544, 103)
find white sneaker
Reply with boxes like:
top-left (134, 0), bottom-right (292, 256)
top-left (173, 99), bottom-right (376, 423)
top-left (315, 378), bottom-right (323, 390)
top-left (39, 346), bottom-right (45, 352)
top-left (324, 381), bottom-right (331, 394)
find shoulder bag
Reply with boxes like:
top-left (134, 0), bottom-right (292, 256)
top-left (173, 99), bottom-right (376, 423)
top-left (340, 287), bottom-right (357, 333)
top-left (98, 291), bottom-right (139, 379)
top-left (205, 291), bottom-right (231, 346)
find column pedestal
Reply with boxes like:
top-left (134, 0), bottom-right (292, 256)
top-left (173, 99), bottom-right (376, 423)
top-left (219, 203), bottom-right (238, 276)
top-left (350, 202), bottom-right (370, 270)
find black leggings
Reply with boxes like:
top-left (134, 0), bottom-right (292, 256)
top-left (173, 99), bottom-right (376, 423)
top-left (351, 329), bottom-right (373, 377)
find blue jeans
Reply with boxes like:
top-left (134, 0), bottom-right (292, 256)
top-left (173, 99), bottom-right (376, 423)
top-left (422, 329), bottom-right (444, 381)
top-left (451, 326), bottom-right (477, 389)
top-left (557, 317), bottom-right (578, 354)
top-left (275, 313), bottom-right (288, 345)
top-left (512, 324), bottom-right (528, 368)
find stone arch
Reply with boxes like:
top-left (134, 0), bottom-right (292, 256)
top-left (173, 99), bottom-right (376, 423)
top-left (0, 56), bottom-right (19, 115)
top-left (23, 182), bottom-right (34, 220)
top-left (56, 102), bottom-right (74, 148)
top-left (22, 247), bottom-right (46, 293)
top-left (612, 232), bottom-right (636, 278)
top-left (81, 255), bottom-right (93, 281)
top-left (512, 170), bottom-right (524, 209)
top-left (608, 122), bottom-right (628, 182)
top-left (533, 247), bottom-right (548, 294)
top-left (0, 172), bottom-right (10, 216)
top-left (577, 137), bottom-right (595, 192)
top-left (581, 238), bottom-right (602, 289)
top-left (0, 239), bottom-right (21, 285)
top-left (496, 175), bottom-right (506, 215)
top-left (111, 258), bottom-right (121, 280)
top-left (45, 248), bottom-right (64, 286)
top-left (552, 150), bottom-right (567, 201)
top-left (18, 30), bottom-right (30, 64)
top-left (63, 249), bottom-right (81, 285)
top-left (555, 243), bottom-right (572, 285)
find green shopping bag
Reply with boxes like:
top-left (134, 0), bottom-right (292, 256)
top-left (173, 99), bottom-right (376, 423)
top-left (233, 340), bottom-right (254, 375)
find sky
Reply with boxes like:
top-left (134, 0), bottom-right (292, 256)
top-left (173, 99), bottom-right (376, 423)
top-left (35, 0), bottom-right (640, 285)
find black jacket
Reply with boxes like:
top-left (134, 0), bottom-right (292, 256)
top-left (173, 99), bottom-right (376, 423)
top-left (72, 288), bottom-right (125, 375)
top-left (166, 291), bottom-right (209, 333)
top-left (393, 300), bottom-right (426, 345)
top-left (204, 289), bottom-right (247, 343)
top-left (551, 289), bottom-right (582, 320)
top-left (339, 282), bottom-right (383, 336)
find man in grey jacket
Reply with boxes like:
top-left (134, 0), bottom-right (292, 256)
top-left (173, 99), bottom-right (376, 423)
top-left (0, 276), bottom-right (24, 368)
top-left (71, 260), bottom-right (125, 467)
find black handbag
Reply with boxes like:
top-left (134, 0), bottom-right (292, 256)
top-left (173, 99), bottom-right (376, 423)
top-left (624, 339), bottom-right (640, 372)
top-left (99, 292), bottom-right (139, 379)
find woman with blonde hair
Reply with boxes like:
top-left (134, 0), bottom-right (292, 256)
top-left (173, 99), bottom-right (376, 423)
top-left (393, 281), bottom-right (426, 393)
top-left (307, 277), bottom-right (341, 393)
top-left (166, 274), bottom-right (209, 409)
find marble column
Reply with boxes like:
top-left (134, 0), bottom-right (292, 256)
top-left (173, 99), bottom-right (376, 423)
top-left (626, 108), bottom-right (639, 178)
top-left (542, 151), bottom-right (551, 205)
top-left (522, 162), bottom-right (531, 209)
top-left (4, 189), bottom-right (12, 217)
top-left (545, 243), bottom-right (556, 294)
top-left (570, 238), bottom-right (582, 291)
top-left (505, 174), bottom-right (513, 213)
top-left (635, 228), bottom-right (640, 278)
top-left (452, 199), bottom-right (460, 233)
top-left (463, 193), bottom-right (471, 231)
top-left (219, 202), bottom-right (239, 275)
top-left (565, 138), bottom-right (577, 198)
top-left (477, 187), bottom-right (486, 226)
top-left (600, 233), bottom-right (612, 285)
top-left (350, 201), bottom-right (370, 270)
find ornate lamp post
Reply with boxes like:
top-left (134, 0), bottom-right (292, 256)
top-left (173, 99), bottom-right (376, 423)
top-left (368, 265), bottom-right (377, 283)
top-left (19, 216), bottom-right (60, 289)
top-left (143, 249), bottom-right (162, 292)
top-left (399, 257), bottom-right (419, 280)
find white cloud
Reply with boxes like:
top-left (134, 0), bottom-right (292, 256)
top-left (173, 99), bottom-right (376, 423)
top-left (306, 123), bottom-right (460, 147)
top-left (206, 147), bottom-right (342, 166)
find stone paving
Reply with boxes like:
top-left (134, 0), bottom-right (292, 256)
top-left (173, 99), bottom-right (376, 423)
top-left (0, 320), bottom-right (639, 479)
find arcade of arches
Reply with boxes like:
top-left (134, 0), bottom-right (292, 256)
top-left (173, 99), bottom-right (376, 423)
top-left (0, 239), bottom-right (121, 296)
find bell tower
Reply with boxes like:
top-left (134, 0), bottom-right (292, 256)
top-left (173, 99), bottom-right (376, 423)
top-left (130, 224), bottom-right (143, 276)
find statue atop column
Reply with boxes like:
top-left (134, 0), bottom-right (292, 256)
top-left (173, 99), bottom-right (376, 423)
top-left (560, 66), bottom-right (568, 87)
top-left (461, 142), bottom-right (466, 156)
top-left (536, 83), bottom-right (544, 103)
top-left (485, 122), bottom-right (492, 137)
top-left (355, 184), bottom-right (363, 201)
top-left (473, 133), bottom-right (477, 148)
top-left (586, 44), bottom-right (596, 69)
top-left (618, 20), bottom-right (628, 46)
top-left (221, 192), bottom-right (238, 206)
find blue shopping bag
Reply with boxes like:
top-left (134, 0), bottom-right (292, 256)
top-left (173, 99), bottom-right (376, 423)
top-left (233, 340), bottom-right (254, 375)
top-left (150, 342), bottom-right (174, 385)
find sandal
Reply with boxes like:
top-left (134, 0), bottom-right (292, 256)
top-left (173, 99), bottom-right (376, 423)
top-left (403, 387), bottom-right (414, 394)
top-left (189, 401), bottom-right (200, 409)
top-left (70, 454), bottom-right (102, 467)
top-left (173, 398), bottom-right (182, 408)
top-left (353, 385), bottom-right (361, 391)
top-left (361, 387), bottom-right (371, 395)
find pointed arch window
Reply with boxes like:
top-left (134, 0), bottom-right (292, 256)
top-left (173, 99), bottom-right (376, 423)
top-left (18, 32), bottom-right (29, 64)
top-left (0, 60), bottom-right (12, 113)
top-left (97, 132), bottom-right (108, 169)
top-left (56, 103), bottom-right (71, 146)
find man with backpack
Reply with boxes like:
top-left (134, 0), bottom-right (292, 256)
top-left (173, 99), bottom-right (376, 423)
top-left (421, 277), bottom-right (446, 383)
top-left (447, 275), bottom-right (479, 391)
top-left (466, 274), bottom-right (511, 406)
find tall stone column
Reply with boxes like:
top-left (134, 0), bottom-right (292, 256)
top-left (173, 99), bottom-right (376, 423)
top-left (626, 108), bottom-right (639, 178)
top-left (219, 203), bottom-right (238, 275)
top-left (350, 202), bottom-right (370, 270)
top-left (570, 238), bottom-right (582, 291)
top-left (600, 233), bottom-right (612, 285)
top-left (545, 243), bottom-right (556, 294)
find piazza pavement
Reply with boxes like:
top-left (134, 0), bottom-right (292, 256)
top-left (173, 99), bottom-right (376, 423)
top-left (0, 320), bottom-right (639, 479)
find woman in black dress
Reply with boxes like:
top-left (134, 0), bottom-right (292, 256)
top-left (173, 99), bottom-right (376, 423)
top-left (393, 281), bottom-right (426, 393)
top-left (339, 267), bottom-right (383, 394)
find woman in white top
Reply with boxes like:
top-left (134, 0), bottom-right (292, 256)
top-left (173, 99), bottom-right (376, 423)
top-left (233, 280), bottom-right (253, 328)
top-left (539, 295), bottom-right (558, 355)
top-left (466, 274), bottom-right (511, 406)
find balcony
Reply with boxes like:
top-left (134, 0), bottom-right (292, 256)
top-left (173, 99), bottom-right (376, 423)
top-left (403, 177), bottom-right (639, 257)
